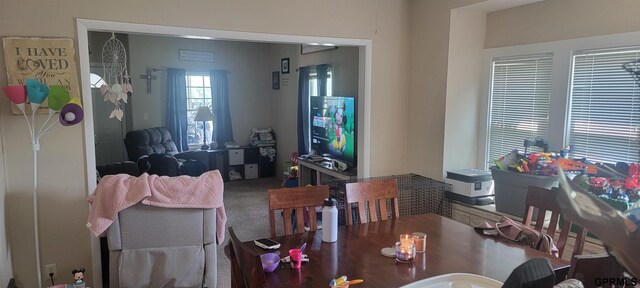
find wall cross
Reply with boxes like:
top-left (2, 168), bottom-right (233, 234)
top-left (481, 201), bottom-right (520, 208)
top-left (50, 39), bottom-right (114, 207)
top-left (139, 68), bottom-right (157, 94)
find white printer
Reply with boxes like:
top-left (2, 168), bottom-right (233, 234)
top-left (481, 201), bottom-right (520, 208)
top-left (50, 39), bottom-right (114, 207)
top-left (444, 169), bottom-right (495, 205)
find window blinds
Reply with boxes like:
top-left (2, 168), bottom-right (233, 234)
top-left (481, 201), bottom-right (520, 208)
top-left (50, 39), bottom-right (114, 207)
top-left (568, 48), bottom-right (640, 164)
top-left (488, 54), bottom-right (553, 163)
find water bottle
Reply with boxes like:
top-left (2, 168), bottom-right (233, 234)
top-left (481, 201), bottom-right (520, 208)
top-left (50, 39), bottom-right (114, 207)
top-left (322, 197), bottom-right (338, 243)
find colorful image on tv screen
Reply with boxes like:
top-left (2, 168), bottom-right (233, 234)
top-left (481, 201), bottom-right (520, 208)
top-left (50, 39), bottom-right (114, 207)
top-left (310, 96), bottom-right (356, 167)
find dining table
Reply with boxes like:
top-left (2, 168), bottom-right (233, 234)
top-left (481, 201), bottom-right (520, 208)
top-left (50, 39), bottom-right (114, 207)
top-left (245, 213), bottom-right (570, 287)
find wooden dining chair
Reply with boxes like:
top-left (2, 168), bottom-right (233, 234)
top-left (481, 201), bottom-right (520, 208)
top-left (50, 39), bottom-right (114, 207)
top-left (566, 253), bottom-right (626, 287)
top-left (268, 185), bottom-right (330, 238)
top-left (345, 179), bottom-right (399, 225)
top-left (523, 185), bottom-right (588, 260)
top-left (504, 258), bottom-right (556, 287)
top-left (224, 242), bottom-right (244, 288)
top-left (227, 226), bottom-right (267, 288)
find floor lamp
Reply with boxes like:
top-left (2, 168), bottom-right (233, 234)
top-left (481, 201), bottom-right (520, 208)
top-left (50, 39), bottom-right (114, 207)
top-left (2, 79), bottom-right (84, 288)
top-left (194, 106), bottom-right (214, 150)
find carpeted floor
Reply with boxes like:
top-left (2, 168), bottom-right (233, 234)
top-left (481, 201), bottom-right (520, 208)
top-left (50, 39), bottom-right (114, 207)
top-left (215, 177), bottom-right (283, 287)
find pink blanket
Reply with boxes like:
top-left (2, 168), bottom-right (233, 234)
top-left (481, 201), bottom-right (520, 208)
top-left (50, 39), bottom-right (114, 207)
top-left (87, 170), bottom-right (227, 243)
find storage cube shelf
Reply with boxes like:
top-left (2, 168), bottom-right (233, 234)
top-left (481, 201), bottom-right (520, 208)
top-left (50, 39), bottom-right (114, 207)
top-left (228, 149), bottom-right (244, 165)
top-left (224, 146), bottom-right (275, 181)
top-left (245, 164), bottom-right (258, 179)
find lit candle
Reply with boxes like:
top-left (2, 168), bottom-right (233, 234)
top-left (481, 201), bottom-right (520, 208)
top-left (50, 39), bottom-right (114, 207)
top-left (396, 235), bottom-right (416, 263)
top-left (400, 234), bottom-right (413, 246)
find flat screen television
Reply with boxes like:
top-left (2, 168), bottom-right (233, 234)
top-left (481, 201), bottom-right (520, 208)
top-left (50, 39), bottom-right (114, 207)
top-left (310, 96), bottom-right (357, 168)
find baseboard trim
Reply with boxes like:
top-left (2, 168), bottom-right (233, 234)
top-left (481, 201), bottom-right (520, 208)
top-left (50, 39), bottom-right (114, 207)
top-left (7, 278), bottom-right (15, 288)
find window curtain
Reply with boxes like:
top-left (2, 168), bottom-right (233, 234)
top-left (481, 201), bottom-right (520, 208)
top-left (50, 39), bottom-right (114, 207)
top-left (210, 69), bottom-right (234, 144)
top-left (165, 68), bottom-right (188, 151)
top-left (316, 64), bottom-right (329, 96)
top-left (297, 66), bottom-right (310, 155)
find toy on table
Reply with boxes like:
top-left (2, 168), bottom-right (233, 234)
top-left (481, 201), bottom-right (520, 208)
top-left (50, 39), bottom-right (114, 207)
top-left (330, 276), bottom-right (363, 287)
top-left (72, 268), bottom-right (85, 286)
top-left (48, 268), bottom-right (87, 288)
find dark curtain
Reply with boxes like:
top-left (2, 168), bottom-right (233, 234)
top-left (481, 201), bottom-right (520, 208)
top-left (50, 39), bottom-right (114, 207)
top-left (165, 68), bottom-right (188, 152)
top-left (316, 64), bottom-right (329, 96)
top-left (297, 66), bottom-right (310, 155)
top-left (210, 69), bottom-right (234, 144)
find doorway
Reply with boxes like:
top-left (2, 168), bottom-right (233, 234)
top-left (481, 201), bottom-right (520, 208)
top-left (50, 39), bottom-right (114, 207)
top-left (90, 64), bottom-right (128, 166)
top-left (77, 18), bottom-right (372, 288)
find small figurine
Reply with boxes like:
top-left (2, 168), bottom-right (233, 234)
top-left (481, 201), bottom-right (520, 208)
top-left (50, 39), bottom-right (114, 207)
top-left (72, 268), bottom-right (85, 285)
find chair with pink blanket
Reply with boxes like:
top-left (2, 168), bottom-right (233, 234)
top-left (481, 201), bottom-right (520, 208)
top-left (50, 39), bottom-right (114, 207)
top-left (89, 170), bottom-right (226, 288)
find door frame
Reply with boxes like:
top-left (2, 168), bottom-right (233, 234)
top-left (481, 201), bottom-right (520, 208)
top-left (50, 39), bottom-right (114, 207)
top-left (76, 18), bottom-right (372, 287)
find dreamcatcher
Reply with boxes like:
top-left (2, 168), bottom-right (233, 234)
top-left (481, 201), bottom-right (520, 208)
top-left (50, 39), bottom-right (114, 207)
top-left (101, 33), bottom-right (132, 121)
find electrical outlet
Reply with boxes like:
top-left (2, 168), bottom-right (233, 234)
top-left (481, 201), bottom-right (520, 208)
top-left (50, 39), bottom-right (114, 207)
top-left (46, 263), bottom-right (57, 279)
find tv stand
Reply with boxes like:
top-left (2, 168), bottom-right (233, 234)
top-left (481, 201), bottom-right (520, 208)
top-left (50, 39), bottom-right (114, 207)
top-left (297, 157), bottom-right (357, 186)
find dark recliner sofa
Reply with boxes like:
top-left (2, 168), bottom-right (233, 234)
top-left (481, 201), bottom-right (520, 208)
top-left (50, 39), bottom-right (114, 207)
top-left (124, 127), bottom-right (180, 161)
top-left (124, 127), bottom-right (209, 176)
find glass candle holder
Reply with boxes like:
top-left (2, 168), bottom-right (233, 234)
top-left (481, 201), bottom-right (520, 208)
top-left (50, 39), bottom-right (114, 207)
top-left (400, 234), bottom-right (413, 246)
top-left (412, 232), bottom-right (427, 253)
top-left (395, 241), bottom-right (416, 263)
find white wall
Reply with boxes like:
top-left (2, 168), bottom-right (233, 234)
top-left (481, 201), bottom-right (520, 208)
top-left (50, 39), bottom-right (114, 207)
top-left (0, 118), bottom-right (12, 288)
top-left (408, 0), bottom-right (485, 180)
top-left (128, 35), bottom-right (273, 145)
top-left (269, 44), bottom-right (359, 175)
top-left (485, 0), bottom-right (640, 49)
top-left (443, 9), bottom-right (486, 175)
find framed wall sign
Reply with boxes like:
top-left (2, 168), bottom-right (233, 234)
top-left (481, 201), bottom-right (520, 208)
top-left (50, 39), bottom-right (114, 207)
top-left (179, 49), bottom-right (215, 62)
top-left (2, 37), bottom-right (81, 114)
top-left (281, 58), bottom-right (290, 74)
top-left (301, 44), bottom-right (338, 55)
top-left (272, 71), bottom-right (280, 90)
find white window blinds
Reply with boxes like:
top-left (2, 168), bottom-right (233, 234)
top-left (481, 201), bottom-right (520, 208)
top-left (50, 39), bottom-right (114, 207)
top-left (568, 48), bottom-right (640, 164)
top-left (488, 54), bottom-right (553, 163)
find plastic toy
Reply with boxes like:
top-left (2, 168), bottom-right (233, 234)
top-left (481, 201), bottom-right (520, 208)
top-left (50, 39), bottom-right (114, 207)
top-left (72, 268), bottom-right (85, 285)
top-left (589, 177), bottom-right (609, 195)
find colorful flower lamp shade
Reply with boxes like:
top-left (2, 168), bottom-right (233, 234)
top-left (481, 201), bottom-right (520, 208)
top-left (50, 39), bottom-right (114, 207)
top-left (48, 85), bottom-right (71, 112)
top-left (2, 85), bottom-right (27, 111)
top-left (59, 103), bottom-right (84, 126)
top-left (26, 79), bottom-right (49, 109)
top-left (2, 79), bottom-right (84, 288)
top-left (193, 106), bottom-right (214, 150)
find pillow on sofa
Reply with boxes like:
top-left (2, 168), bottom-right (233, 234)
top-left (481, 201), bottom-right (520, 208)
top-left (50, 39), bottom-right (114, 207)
top-left (138, 154), bottom-right (180, 176)
top-left (179, 160), bottom-right (207, 176)
top-left (97, 161), bottom-right (140, 179)
top-left (138, 153), bottom-right (208, 177)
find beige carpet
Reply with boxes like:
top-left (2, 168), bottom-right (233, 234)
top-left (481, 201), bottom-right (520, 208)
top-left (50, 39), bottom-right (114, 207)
top-left (215, 177), bottom-right (283, 287)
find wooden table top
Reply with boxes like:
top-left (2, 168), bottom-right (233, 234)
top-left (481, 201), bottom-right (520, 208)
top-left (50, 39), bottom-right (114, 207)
top-left (247, 213), bottom-right (569, 288)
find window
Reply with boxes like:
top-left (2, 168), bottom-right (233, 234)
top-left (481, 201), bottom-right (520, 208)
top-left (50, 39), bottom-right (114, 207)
top-left (567, 48), bottom-right (640, 164)
top-left (185, 72), bottom-right (213, 147)
top-left (89, 73), bottom-right (106, 88)
top-left (309, 67), bottom-right (332, 97)
top-left (487, 54), bottom-right (553, 164)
